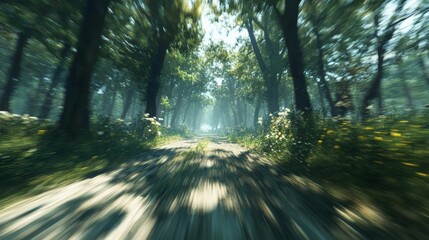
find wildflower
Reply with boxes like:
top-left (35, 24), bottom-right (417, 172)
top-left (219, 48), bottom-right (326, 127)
top-left (416, 172), bottom-right (428, 177)
top-left (402, 162), bottom-right (418, 167)
top-left (364, 127), bottom-right (373, 130)
top-left (374, 136), bottom-right (383, 141)
top-left (399, 120), bottom-right (408, 123)
top-left (390, 132), bottom-right (401, 137)
top-left (327, 130), bottom-right (334, 134)
top-left (318, 140), bottom-right (323, 144)
top-left (37, 130), bottom-right (47, 135)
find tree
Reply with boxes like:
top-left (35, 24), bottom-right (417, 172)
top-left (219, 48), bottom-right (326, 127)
top-left (0, 32), bottom-right (29, 111)
top-left (243, 12), bottom-right (283, 114)
top-left (39, 43), bottom-right (71, 119)
top-left (271, 0), bottom-right (312, 113)
top-left (143, 0), bottom-right (202, 117)
top-left (59, 0), bottom-right (110, 136)
top-left (361, 0), bottom-right (406, 117)
top-left (0, 1), bottom-right (81, 113)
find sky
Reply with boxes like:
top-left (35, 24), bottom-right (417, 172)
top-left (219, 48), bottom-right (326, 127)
top-left (199, 0), bottom-right (423, 47)
top-left (200, 5), bottom-right (247, 48)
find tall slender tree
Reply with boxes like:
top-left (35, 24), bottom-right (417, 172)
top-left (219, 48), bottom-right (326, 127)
top-left (59, 0), bottom-right (110, 136)
top-left (0, 32), bottom-right (29, 111)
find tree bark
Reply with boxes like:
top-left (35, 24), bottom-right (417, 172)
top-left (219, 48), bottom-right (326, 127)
top-left (145, 41), bottom-right (168, 117)
top-left (106, 80), bottom-right (118, 116)
top-left (361, 31), bottom-right (393, 118)
top-left (400, 77), bottom-right (414, 110)
top-left (311, 22), bottom-right (337, 116)
top-left (170, 85), bottom-right (185, 127)
top-left (121, 86), bottom-right (134, 119)
top-left (361, 2), bottom-right (405, 118)
top-left (24, 75), bottom-right (46, 115)
top-left (39, 43), bottom-right (71, 119)
top-left (59, 0), bottom-right (110, 136)
top-left (275, 0), bottom-right (312, 113)
top-left (245, 20), bottom-right (279, 114)
top-left (418, 56), bottom-right (429, 86)
top-left (182, 101), bottom-right (192, 125)
top-left (253, 94), bottom-right (262, 127)
top-left (0, 32), bottom-right (29, 112)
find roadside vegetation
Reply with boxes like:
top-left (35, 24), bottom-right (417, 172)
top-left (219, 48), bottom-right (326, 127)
top-left (228, 109), bottom-right (429, 232)
top-left (0, 111), bottom-right (186, 208)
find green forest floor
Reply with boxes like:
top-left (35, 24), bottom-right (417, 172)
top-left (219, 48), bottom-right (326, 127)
top-left (1, 113), bottom-right (428, 236)
top-left (0, 116), bottom-right (181, 208)
top-left (228, 114), bottom-right (429, 235)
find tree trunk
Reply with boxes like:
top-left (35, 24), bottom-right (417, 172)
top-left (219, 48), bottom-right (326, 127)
top-left (181, 101), bottom-right (192, 126)
top-left (121, 86), bottom-right (134, 119)
top-left (106, 81), bottom-right (117, 116)
top-left (0, 32), bottom-right (29, 112)
top-left (400, 78), bottom-right (413, 110)
top-left (59, 0), bottom-right (110, 136)
top-left (418, 56), bottom-right (429, 86)
top-left (145, 41), bottom-right (168, 117)
top-left (276, 0), bottom-right (312, 113)
top-left (223, 102), bottom-right (232, 127)
top-left (361, 35), bottom-right (392, 118)
top-left (361, 2), bottom-right (404, 118)
top-left (102, 80), bottom-right (112, 115)
top-left (39, 43), bottom-right (71, 119)
top-left (170, 86), bottom-right (185, 127)
top-left (253, 94), bottom-right (262, 127)
top-left (312, 23), bottom-right (336, 116)
top-left (245, 20), bottom-right (279, 114)
top-left (396, 57), bottom-right (414, 110)
top-left (316, 81), bottom-right (326, 116)
top-left (260, 17), bottom-right (281, 115)
top-left (24, 75), bottom-right (46, 115)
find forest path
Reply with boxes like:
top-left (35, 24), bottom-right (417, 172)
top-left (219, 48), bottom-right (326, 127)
top-left (0, 136), bottom-right (391, 239)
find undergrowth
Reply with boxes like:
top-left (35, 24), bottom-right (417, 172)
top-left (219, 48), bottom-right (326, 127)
top-left (0, 112), bottom-right (182, 208)
top-left (228, 110), bottom-right (429, 232)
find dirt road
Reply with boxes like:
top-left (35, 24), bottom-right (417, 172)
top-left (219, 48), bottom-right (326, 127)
top-left (0, 136), bottom-right (401, 239)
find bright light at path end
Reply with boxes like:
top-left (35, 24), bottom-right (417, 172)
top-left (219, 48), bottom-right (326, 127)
top-left (200, 124), bottom-right (212, 132)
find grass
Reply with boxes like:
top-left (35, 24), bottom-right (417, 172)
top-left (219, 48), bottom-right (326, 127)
top-left (0, 116), bottom-right (180, 209)
top-left (228, 113), bottom-right (429, 234)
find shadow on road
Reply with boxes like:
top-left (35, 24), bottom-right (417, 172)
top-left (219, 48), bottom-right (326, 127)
top-left (0, 139), bottom-right (396, 239)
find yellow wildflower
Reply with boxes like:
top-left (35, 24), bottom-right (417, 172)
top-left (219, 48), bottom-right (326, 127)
top-left (318, 140), bottom-right (323, 144)
top-left (37, 130), bottom-right (47, 135)
top-left (416, 172), bottom-right (428, 177)
top-left (327, 130), bottom-right (334, 134)
top-left (364, 127), bottom-right (374, 130)
top-left (402, 162), bottom-right (419, 167)
top-left (390, 132), bottom-right (401, 137)
top-left (374, 136), bottom-right (383, 141)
